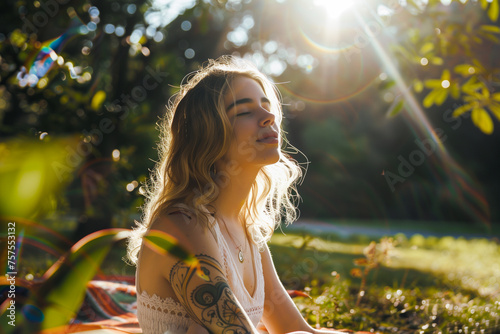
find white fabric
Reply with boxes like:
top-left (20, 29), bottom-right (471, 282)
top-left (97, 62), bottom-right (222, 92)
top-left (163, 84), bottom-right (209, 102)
top-left (136, 218), bottom-right (265, 334)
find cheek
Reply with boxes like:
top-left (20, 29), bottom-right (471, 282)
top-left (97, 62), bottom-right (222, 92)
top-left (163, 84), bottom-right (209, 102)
top-left (232, 121), bottom-right (256, 144)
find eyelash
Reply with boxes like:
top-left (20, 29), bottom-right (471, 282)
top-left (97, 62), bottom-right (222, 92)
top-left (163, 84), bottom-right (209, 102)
top-left (235, 104), bottom-right (271, 116)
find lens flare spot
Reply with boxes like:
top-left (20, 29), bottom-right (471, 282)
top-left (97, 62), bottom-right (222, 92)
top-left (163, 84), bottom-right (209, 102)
top-left (314, 0), bottom-right (355, 19)
top-left (112, 149), bottom-right (120, 161)
top-left (181, 20), bottom-right (192, 31)
top-left (126, 182), bottom-right (135, 192)
top-left (141, 46), bottom-right (151, 56)
top-left (441, 80), bottom-right (450, 88)
top-left (184, 48), bottom-right (195, 59)
top-left (37, 78), bottom-right (48, 89)
top-left (17, 16), bottom-right (86, 87)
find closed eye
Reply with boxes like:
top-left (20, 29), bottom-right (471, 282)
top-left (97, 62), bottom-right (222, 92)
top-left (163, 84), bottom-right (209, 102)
top-left (236, 112), bottom-right (251, 116)
top-left (227, 97), bottom-right (271, 113)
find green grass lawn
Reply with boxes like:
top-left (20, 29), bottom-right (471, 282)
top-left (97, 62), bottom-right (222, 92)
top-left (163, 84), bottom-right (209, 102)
top-left (269, 231), bottom-right (500, 333)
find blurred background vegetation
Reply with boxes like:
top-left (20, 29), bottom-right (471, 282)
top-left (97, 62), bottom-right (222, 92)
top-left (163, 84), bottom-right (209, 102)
top-left (1, 0), bottom-right (500, 332)
top-left (1, 0), bottom-right (500, 237)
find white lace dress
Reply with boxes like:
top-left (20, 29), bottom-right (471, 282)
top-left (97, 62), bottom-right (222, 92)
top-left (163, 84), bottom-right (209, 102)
top-left (136, 218), bottom-right (265, 334)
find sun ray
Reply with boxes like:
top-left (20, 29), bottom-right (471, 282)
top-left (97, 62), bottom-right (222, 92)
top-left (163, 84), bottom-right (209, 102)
top-left (352, 8), bottom-right (490, 226)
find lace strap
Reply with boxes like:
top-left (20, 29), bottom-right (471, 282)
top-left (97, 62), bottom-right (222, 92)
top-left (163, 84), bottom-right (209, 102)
top-left (136, 291), bottom-right (196, 333)
top-left (137, 290), bottom-right (190, 317)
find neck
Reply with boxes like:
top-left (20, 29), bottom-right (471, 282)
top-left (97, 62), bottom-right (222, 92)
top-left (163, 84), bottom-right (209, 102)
top-left (211, 163), bottom-right (260, 222)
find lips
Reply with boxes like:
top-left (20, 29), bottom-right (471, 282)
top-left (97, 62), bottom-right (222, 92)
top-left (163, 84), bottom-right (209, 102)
top-left (257, 132), bottom-right (279, 143)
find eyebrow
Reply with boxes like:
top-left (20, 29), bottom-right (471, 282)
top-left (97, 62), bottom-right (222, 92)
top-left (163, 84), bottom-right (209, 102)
top-left (226, 97), bottom-right (271, 112)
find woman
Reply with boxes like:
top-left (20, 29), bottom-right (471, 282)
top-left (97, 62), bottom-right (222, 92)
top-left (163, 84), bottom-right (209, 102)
top-left (127, 56), bottom-right (335, 334)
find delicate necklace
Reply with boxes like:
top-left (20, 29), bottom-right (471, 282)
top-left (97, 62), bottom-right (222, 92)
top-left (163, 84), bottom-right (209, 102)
top-left (220, 216), bottom-right (247, 263)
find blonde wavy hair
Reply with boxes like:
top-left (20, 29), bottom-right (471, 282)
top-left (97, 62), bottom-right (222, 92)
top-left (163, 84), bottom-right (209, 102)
top-left (127, 55), bottom-right (304, 264)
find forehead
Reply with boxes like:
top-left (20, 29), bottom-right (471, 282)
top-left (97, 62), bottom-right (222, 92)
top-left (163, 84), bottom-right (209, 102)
top-left (224, 76), bottom-right (267, 105)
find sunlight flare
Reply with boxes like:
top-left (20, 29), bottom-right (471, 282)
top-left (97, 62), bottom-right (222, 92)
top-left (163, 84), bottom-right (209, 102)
top-left (314, 0), bottom-right (357, 18)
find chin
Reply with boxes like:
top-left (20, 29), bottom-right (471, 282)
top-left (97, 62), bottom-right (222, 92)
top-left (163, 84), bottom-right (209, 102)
top-left (261, 152), bottom-right (281, 166)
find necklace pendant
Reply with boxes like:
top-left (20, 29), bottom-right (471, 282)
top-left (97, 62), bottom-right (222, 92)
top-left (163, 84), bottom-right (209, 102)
top-left (238, 249), bottom-right (244, 263)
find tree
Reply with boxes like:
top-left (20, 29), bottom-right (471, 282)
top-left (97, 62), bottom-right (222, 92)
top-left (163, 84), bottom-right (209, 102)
top-left (386, 0), bottom-right (500, 134)
top-left (0, 0), bottom-right (231, 239)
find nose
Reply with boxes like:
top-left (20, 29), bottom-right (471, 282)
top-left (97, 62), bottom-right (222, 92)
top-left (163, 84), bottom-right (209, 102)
top-left (259, 108), bottom-right (275, 127)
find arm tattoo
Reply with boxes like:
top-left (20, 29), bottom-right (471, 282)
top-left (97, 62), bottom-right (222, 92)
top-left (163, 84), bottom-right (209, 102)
top-left (170, 254), bottom-right (251, 334)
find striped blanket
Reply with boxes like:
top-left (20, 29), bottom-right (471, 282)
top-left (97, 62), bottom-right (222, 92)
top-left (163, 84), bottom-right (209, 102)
top-left (67, 276), bottom-right (141, 333)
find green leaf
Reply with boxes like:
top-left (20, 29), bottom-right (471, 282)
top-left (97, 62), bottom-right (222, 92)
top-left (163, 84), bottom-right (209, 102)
top-left (386, 99), bottom-right (405, 118)
top-left (481, 32), bottom-right (500, 43)
top-left (409, 28), bottom-right (420, 44)
top-left (489, 102), bottom-right (500, 120)
top-left (462, 76), bottom-right (483, 94)
top-left (143, 230), bottom-right (198, 265)
top-left (434, 89), bottom-right (448, 106)
top-left (420, 42), bottom-right (434, 55)
top-left (424, 79), bottom-right (442, 89)
top-left (414, 80), bottom-right (424, 93)
top-left (423, 90), bottom-right (439, 108)
top-left (472, 59), bottom-right (485, 71)
top-left (380, 79), bottom-right (396, 90)
top-left (442, 69), bottom-right (451, 81)
top-left (90, 90), bottom-right (106, 111)
top-left (480, 24), bottom-right (500, 33)
top-left (473, 35), bottom-right (484, 44)
top-left (471, 108), bottom-right (494, 134)
top-left (454, 64), bottom-right (474, 77)
top-left (28, 229), bottom-right (131, 332)
top-left (453, 104), bottom-right (474, 117)
top-left (481, 86), bottom-right (491, 99)
top-left (406, 0), bottom-right (419, 8)
top-left (450, 84), bottom-right (461, 99)
top-left (489, 0), bottom-right (499, 22)
top-left (430, 57), bottom-right (444, 66)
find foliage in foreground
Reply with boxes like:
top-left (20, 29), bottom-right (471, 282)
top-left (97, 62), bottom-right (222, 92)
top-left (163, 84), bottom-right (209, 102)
top-left (0, 227), bottom-right (194, 334)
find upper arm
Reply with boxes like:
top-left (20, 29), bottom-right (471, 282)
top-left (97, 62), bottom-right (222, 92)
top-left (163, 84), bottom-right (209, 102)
top-left (147, 212), bottom-right (258, 334)
top-left (170, 253), bottom-right (257, 333)
top-left (261, 244), bottom-right (313, 334)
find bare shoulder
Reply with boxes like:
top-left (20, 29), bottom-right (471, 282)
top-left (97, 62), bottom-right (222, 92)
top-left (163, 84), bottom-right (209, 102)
top-left (143, 208), bottom-right (221, 278)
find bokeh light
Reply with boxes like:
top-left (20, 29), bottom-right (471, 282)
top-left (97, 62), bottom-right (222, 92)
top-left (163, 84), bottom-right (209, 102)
top-left (17, 16), bottom-right (86, 88)
top-left (112, 149), bottom-right (120, 161)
